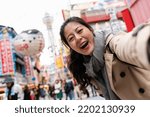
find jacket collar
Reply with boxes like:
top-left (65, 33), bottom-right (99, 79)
top-left (105, 33), bottom-right (114, 48)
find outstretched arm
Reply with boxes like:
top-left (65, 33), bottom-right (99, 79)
top-left (108, 22), bottom-right (150, 69)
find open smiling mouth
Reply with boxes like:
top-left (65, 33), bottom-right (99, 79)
top-left (80, 41), bottom-right (88, 49)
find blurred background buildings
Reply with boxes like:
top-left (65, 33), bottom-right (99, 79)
top-left (0, 0), bottom-right (150, 96)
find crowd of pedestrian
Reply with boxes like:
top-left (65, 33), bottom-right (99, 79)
top-left (2, 75), bottom-right (99, 100)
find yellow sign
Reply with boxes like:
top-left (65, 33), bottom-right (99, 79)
top-left (55, 55), bottom-right (64, 69)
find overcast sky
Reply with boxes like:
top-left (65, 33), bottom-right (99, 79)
top-left (0, 0), bottom-right (97, 33)
top-left (0, 0), bottom-right (68, 33)
top-left (0, 0), bottom-right (98, 65)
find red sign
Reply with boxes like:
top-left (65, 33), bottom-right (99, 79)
top-left (0, 39), bottom-right (14, 75)
top-left (24, 56), bottom-right (32, 77)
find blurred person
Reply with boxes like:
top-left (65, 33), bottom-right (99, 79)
top-left (23, 85), bottom-right (31, 100)
top-left (3, 77), bottom-right (24, 100)
top-left (64, 65), bottom-right (69, 73)
top-left (38, 84), bottom-right (46, 100)
top-left (30, 88), bottom-right (35, 100)
top-left (44, 85), bottom-right (51, 100)
top-left (48, 84), bottom-right (55, 100)
top-left (89, 83), bottom-right (97, 97)
top-left (54, 79), bottom-right (63, 100)
top-left (33, 86), bottom-right (40, 100)
top-left (60, 16), bottom-right (150, 100)
top-left (72, 78), bottom-right (82, 100)
top-left (64, 74), bottom-right (75, 100)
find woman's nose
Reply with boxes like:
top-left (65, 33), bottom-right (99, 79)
top-left (75, 34), bottom-right (82, 40)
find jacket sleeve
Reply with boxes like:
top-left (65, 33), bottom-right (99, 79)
top-left (108, 22), bottom-right (150, 69)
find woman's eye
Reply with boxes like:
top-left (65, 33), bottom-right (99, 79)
top-left (78, 29), bottom-right (82, 33)
top-left (68, 37), bottom-right (74, 42)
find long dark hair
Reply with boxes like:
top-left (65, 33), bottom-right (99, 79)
top-left (60, 17), bottom-right (94, 87)
top-left (68, 50), bottom-right (91, 86)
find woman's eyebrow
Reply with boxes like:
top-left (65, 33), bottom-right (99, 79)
top-left (67, 33), bottom-right (73, 40)
top-left (66, 25), bottom-right (82, 39)
top-left (75, 26), bottom-right (81, 32)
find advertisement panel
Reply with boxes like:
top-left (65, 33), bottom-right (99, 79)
top-left (0, 27), bottom-right (16, 76)
top-left (55, 54), bottom-right (64, 69)
top-left (0, 39), bottom-right (15, 76)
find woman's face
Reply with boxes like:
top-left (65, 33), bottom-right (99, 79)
top-left (64, 22), bottom-right (95, 55)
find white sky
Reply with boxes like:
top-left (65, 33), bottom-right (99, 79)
top-left (0, 0), bottom-right (97, 33)
top-left (0, 0), bottom-right (98, 65)
top-left (0, 0), bottom-right (68, 33)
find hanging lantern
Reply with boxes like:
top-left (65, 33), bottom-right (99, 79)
top-left (13, 29), bottom-right (45, 56)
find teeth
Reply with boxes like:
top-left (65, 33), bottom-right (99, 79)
top-left (80, 41), bottom-right (88, 49)
top-left (80, 42), bottom-right (86, 47)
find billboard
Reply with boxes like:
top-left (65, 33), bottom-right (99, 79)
top-left (0, 27), bottom-right (15, 76)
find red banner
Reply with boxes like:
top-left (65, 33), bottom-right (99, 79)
top-left (0, 39), bottom-right (14, 75)
top-left (24, 56), bottom-right (32, 77)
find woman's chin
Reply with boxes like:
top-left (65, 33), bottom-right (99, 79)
top-left (81, 49), bottom-right (93, 56)
top-left (82, 44), bottom-right (94, 55)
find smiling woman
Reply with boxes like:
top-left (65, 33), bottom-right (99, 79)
top-left (64, 21), bottom-right (95, 55)
top-left (60, 16), bottom-right (150, 100)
